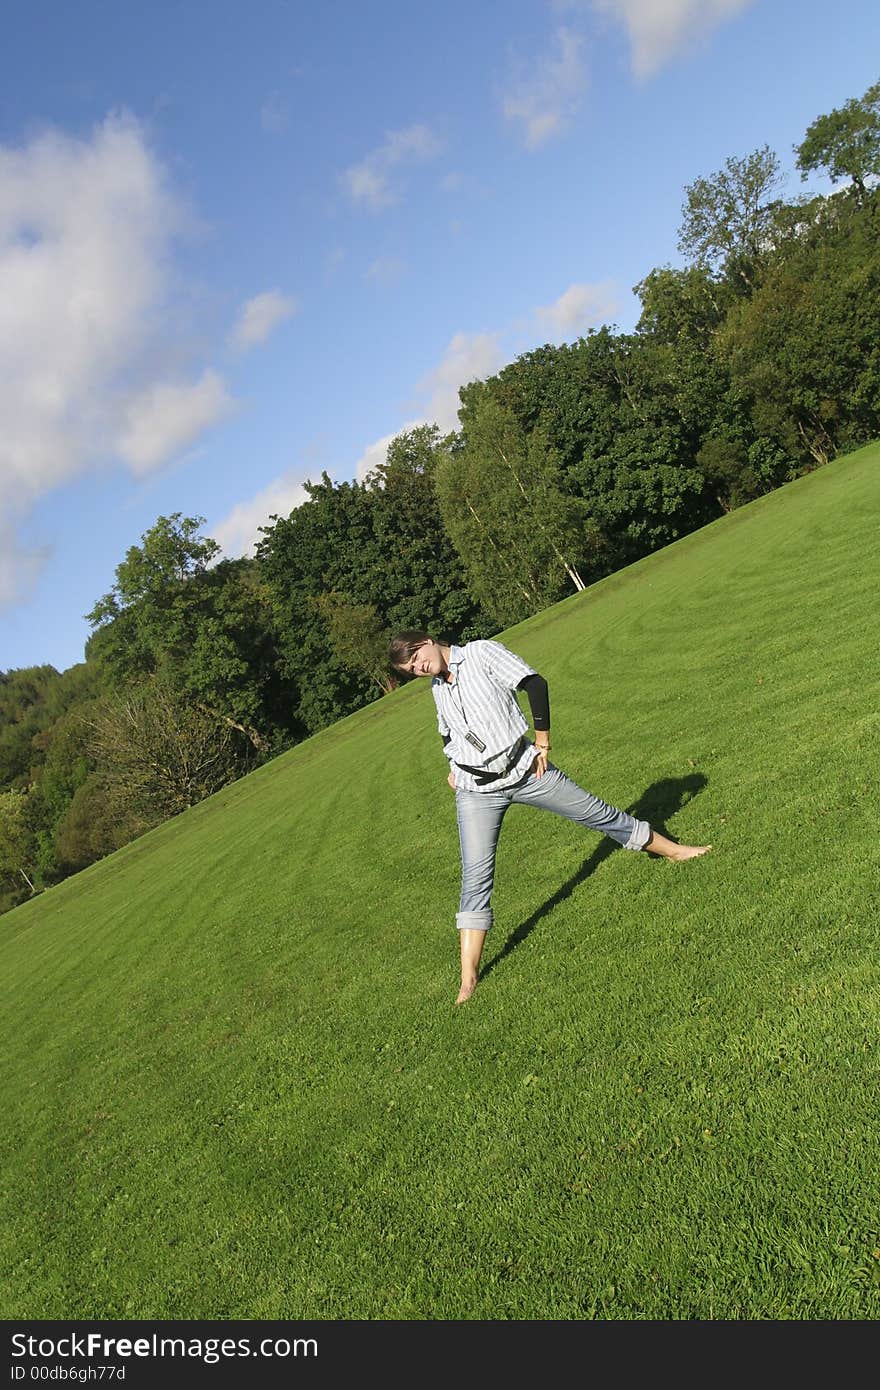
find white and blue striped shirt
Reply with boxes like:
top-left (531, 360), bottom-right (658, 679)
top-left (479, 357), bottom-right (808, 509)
top-left (432, 640), bottom-right (538, 792)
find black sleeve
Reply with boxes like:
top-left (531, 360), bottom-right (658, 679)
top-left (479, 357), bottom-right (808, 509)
top-left (517, 673), bottom-right (550, 731)
top-left (441, 734), bottom-right (452, 748)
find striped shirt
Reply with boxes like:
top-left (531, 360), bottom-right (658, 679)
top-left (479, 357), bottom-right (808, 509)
top-left (432, 640), bottom-right (538, 793)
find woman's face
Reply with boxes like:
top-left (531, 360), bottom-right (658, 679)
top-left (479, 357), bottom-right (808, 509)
top-left (399, 639), bottom-right (447, 678)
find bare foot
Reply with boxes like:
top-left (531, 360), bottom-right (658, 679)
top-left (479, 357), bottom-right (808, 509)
top-left (666, 843), bottom-right (712, 861)
top-left (456, 975), bottom-right (477, 1004)
top-left (645, 831), bottom-right (712, 862)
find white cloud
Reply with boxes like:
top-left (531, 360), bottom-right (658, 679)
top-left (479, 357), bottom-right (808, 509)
top-left (354, 423), bottom-right (424, 483)
top-left (0, 112), bottom-right (232, 610)
top-left (230, 289), bottom-right (298, 351)
top-left (501, 27), bottom-right (587, 149)
top-left (211, 471), bottom-right (313, 558)
top-left (116, 370), bottom-right (234, 477)
top-left (354, 331), bottom-right (505, 481)
top-left (412, 332), bottom-right (506, 431)
top-left (592, 0), bottom-right (755, 77)
top-left (535, 280), bottom-right (619, 338)
top-left (342, 123), bottom-right (443, 209)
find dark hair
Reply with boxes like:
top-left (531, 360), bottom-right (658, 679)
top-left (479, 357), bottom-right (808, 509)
top-left (388, 629), bottom-right (433, 670)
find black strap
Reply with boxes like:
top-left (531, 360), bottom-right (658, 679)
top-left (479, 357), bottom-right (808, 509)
top-left (456, 736), bottom-right (529, 785)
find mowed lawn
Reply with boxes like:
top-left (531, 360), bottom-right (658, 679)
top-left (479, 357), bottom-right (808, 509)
top-left (2, 442), bottom-right (879, 1320)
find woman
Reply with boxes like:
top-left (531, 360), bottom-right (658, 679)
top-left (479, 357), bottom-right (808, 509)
top-left (389, 630), bottom-right (711, 1003)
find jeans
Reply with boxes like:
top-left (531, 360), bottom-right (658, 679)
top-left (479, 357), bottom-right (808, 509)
top-left (455, 761), bottom-right (651, 931)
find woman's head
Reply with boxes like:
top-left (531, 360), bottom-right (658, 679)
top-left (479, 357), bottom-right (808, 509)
top-left (389, 630), bottom-right (448, 678)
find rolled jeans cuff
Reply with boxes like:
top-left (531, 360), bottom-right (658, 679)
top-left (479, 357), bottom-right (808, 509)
top-left (456, 909), bottom-right (493, 932)
top-left (626, 819), bottom-right (652, 851)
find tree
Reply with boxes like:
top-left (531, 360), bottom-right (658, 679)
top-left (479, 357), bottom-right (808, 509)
top-left (256, 441), bottom-right (491, 732)
top-left (459, 330), bottom-right (719, 577)
top-left (87, 516), bottom-right (293, 754)
top-left (678, 145), bottom-right (784, 290)
top-left (87, 514), bottom-right (220, 624)
top-left (366, 424), bottom-right (491, 640)
top-left (53, 776), bottom-right (149, 875)
top-left (715, 192), bottom-right (880, 471)
top-left (634, 264), bottom-right (732, 346)
top-left (255, 476), bottom-right (387, 733)
top-left (796, 80), bottom-right (880, 202)
top-left (436, 399), bottom-right (590, 627)
top-left (87, 680), bottom-right (249, 820)
top-left (0, 666), bottom-right (62, 788)
top-left (0, 790), bottom-right (37, 897)
top-left (313, 594), bottom-right (396, 693)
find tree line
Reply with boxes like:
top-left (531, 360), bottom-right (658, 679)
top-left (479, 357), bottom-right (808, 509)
top-left (2, 80), bottom-right (879, 914)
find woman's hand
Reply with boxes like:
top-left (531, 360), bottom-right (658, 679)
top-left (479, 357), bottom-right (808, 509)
top-left (532, 744), bottom-right (550, 778)
top-left (447, 770), bottom-right (457, 789)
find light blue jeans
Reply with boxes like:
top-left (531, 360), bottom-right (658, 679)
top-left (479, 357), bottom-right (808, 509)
top-left (455, 761), bottom-right (651, 931)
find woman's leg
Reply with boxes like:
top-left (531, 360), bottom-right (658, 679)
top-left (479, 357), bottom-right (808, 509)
top-left (510, 763), bottom-right (651, 848)
top-left (458, 930), bottom-right (488, 1005)
top-left (511, 763), bottom-right (711, 858)
top-left (454, 789), bottom-right (508, 1002)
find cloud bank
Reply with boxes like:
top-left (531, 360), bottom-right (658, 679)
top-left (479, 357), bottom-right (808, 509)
top-left (211, 471), bottom-right (312, 559)
top-left (230, 289), bottom-right (298, 351)
top-left (0, 113), bottom-right (231, 608)
top-left (535, 280), bottom-right (619, 338)
top-left (342, 124), bottom-right (443, 209)
top-left (353, 330), bottom-right (505, 481)
top-left (501, 27), bottom-right (587, 149)
top-left (592, 0), bottom-right (755, 77)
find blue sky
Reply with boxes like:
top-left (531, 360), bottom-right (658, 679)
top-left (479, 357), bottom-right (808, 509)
top-left (2, 0), bottom-right (878, 675)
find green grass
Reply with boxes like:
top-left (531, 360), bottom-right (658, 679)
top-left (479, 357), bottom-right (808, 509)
top-left (3, 442), bottom-right (880, 1320)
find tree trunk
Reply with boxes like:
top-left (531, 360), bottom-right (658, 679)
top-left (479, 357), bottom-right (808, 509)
top-left (462, 497), bottom-right (536, 606)
top-left (797, 417), bottom-right (833, 469)
top-left (496, 448), bottom-right (586, 591)
top-left (196, 703), bottom-right (267, 752)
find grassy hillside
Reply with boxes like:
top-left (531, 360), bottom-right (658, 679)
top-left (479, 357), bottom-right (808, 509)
top-left (3, 441), bottom-right (879, 1320)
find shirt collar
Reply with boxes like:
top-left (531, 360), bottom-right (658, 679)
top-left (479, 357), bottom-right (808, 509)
top-left (433, 643), bottom-right (465, 687)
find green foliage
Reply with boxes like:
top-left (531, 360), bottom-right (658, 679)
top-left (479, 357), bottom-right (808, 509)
top-left (796, 79), bottom-right (880, 200)
top-left (313, 594), bottom-right (397, 693)
top-left (677, 144), bottom-right (784, 290)
top-left (634, 264), bottom-right (734, 345)
top-left (53, 775), bottom-right (150, 875)
top-left (0, 666), bottom-right (61, 787)
top-left (0, 788), bottom-right (38, 896)
top-left (464, 331), bottom-right (719, 571)
top-left (254, 475), bottom-right (390, 732)
top-left (436, 398), bottom-right (588, 626)
top-left (87, 516), bottom-right (293, 754)
top-left (86, 513), bottom-right (220, 627)
top-left (86, 679), bottom-right (253, 821)
top-left (256, 434), bottom-right (489, 731)
top-left (716, 191), bottom-right (880, 470)
top-left (367, 425), bottom-right (490, 640)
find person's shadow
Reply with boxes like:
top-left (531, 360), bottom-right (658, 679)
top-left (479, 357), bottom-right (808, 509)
top-left (480, 773), bottom-right (708, 982)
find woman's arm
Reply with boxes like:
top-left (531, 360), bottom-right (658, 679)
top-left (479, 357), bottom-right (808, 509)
top-left (442, 732), bottom-right (456, 788)
top-left (517, 673), bottom-right (550, 751)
